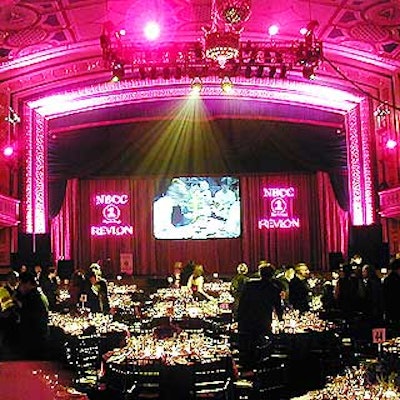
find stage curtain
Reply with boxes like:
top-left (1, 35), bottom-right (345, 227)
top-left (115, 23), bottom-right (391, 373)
top-left (317, 171), bottom-right (349, 268)
top-left (51, 173), bottom-right (348, 277)
top-left (240, 173), bottom-right (319, 271)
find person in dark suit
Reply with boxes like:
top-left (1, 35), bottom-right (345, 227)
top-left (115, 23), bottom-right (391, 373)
top-left (289, 263), bottom-right (311, 313)
top-left (237, 264), bottom-right (283, 368)
top-left (40, 267), bottom-right (59, 311)
top-left (16, 272), bottom-right (49, 359)
top-left (383, 258), bottom-right (400, 328)
top-left (230, 262), bottom-right (249, 319)
top-left (85, 270), bottom-right (110, 313)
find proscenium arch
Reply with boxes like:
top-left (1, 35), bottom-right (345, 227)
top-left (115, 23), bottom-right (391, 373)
top-left (21, 77), bottom-right (374, 234)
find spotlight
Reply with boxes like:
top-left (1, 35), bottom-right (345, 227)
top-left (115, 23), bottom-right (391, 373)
top-left (268, 66), bottom-right (277, 78)
top-left (256, 65), bottom-right (264, 78)
top-left (5, 107), bottom-right (20, 124)
top-left (244, 65), bottom-right (252, 78)
top-left (190, 77), bottom-right (203, 96)
top-left (300, 27), bottom-right (308, 35)
top-left (268, 24), bottom-right (279, 36)
top-left (3, 145), bottom-right (14, 157)
top-left (144, 21), bottom-right (161, 41)
top-left (302, 65), bottom-right (316, 80)
top-left (221, 76), bottom-right (233, 94)
top-left (279, 64), bottom-right (287, 79)
top-left (111, 60), bottom-right (124, 82)
top-left (386, 139), bottom-right (397, 149)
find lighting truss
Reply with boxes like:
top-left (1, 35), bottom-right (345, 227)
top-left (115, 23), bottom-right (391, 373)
top-left (101, 31), bottom-right (323, 81)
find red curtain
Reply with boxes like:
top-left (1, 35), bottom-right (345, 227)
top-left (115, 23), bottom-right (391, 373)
top-left (51, 173), bottom-right (348, 276)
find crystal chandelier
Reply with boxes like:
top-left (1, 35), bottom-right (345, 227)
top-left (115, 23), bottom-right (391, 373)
top-left (204, 0), bottom-right (251, 68)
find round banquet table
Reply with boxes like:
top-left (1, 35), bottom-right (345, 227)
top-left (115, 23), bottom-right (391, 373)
top-left (102, 331), bottom-right (234, 400)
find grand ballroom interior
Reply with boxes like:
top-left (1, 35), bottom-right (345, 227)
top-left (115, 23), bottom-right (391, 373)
top-left (0, 0), bottom-right (400, 399)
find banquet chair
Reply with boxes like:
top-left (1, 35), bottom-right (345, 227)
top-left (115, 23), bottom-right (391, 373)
top-left (253, 353), bottom-right (289, 400)
top-left (73, 333), bottom-right (101, 390)
top-left (192, 359), bottom-right (233, 400)
top-left (125, 363), bottom-right (161, 400)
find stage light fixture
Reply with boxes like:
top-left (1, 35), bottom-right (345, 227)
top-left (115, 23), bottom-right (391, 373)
top-left (139, 67), bottom-right (146, 80)
top-left (221, 76), bottom-right (233, 93)
top-left (162, 66), bottom-right (171, 80)
top-left (101, 0), bottom-right (323, 84)
top-left (268, 66), bottom-right (277, 78)
top-left (244, 65), bottom-right (252, 78)
top-left (150, 66), bottom-right (158, 80)
top-left (144, 21), bottom-right (161, 41)
top-left (268, 24), bottom-right (279, 36)
top-left (386, 139), bottom-right (397, 149)
top-left (279, 64), bottom-right (287, 79)
top-left (174, 66), bottom-right (182, 80)
top-left (111, 60), bottom-right (124, 82)
top-left (3, 145), bottom-right (14, 157)
top-left (190, 77), bottom-right (203, 95)
top-left (302, 65), bottom-right (316, 80)
top-left (256, 65), bottom-right (264, 78)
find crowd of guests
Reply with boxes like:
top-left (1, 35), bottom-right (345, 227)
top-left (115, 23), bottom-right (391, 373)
top-left (226, 255), bottom-right (400, 369)
top-left (0, 262), bottom-right (110, 360)
top-left (1, 253), bottom-right (399, 363)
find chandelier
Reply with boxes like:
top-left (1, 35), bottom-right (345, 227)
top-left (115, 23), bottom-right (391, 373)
top-left (203, 0), bottom-right (251, 68)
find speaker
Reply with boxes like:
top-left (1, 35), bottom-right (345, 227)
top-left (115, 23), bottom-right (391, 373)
top-left (328, 252), bottom-right (344, 271)
top-left (349, 225), bottom-right (383, 267)
top-left (17, 233), bottom-right (52, 268)
top-left (57, 260), bottom-right (74, 280)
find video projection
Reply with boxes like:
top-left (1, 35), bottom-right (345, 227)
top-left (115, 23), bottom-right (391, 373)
top-left (153, 176), bottom-right (240, 239)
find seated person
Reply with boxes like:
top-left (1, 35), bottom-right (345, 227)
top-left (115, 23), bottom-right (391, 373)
top-left (187, 264), bottom-right (213, 301)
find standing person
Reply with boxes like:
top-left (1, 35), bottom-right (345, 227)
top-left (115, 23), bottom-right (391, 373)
top-left (230, 262), bottom-right (250, 319)
top-left (237, 264), bottom-right (283, 369)
top-left (85, 270), bottom-right (110, 314)
top-left (0, 270), bottom-right (20, 354)
top-left (289, 263), bottom-right (311, 313)
top-left (334, 264), bottom-right (360, 320)
top-left (383, 259), bottom-right (400, 327)
top-left (275, 266), bottom-right (295, 306)
top-left (41, 267), bottom-right (59, 311)
top-left (16, 272), bottom-right (49, 359)
top-left (357, 264), bottom-right (383, 322)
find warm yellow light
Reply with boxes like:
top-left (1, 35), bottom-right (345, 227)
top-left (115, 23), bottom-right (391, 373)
top-left (221, 76), bottom-right (233, 94)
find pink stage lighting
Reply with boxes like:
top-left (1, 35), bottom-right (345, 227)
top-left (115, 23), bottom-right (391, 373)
top-left (144, 21), bottom-right (161, 41)
top-left (386, 139), bottom-right (397, 149)
top-left (3, 145), bottom-right (14, 157)
top-left (268, 25), bottom-right (279, 36)
top-left (300, 27), bottom-right (308, 35)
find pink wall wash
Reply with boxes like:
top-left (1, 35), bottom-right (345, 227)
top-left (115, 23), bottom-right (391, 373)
top-left (345, 98), bottom-right (375, 225)
top-left (21, 78), bottom-right (372, 234)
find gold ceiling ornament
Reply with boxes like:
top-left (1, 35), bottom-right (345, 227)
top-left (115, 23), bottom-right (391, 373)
top-left (203, 0), bottom-right (250, 68)
top-left (215, 0), bottom-right (252, 26)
